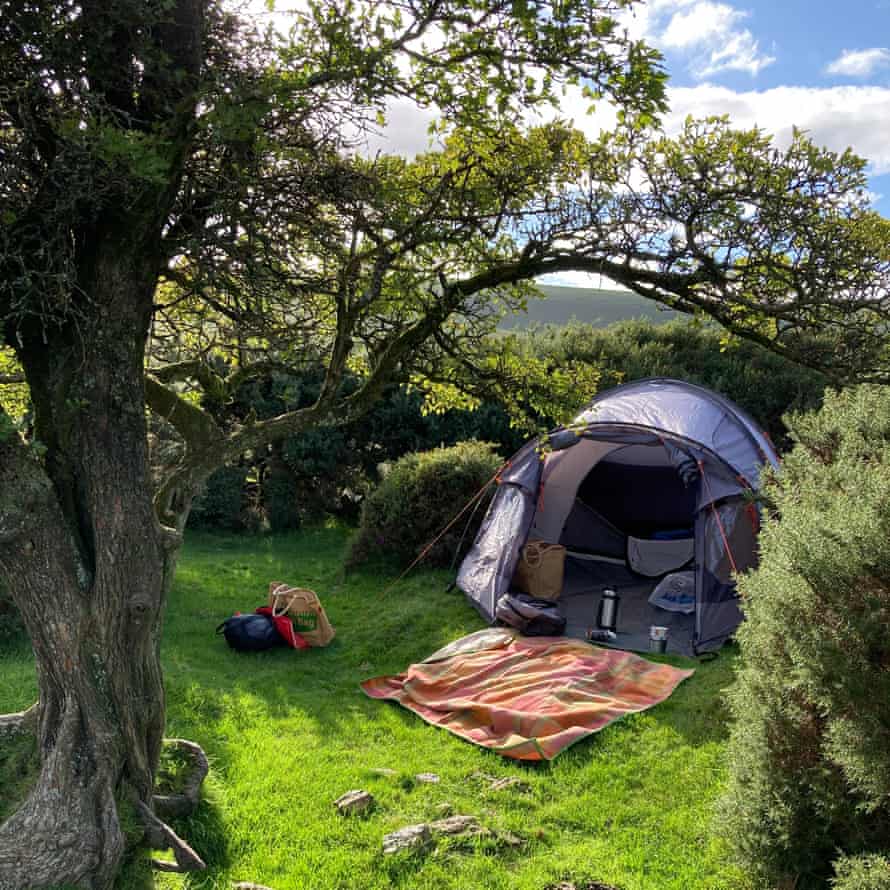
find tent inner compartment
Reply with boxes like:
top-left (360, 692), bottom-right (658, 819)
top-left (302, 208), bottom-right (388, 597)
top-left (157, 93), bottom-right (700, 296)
top-left (574, 443), bottom-right (697, 541)
top-left (547, 441), bottom-right (697, 654)
top-left (558, 557), bottom-right (695, 654)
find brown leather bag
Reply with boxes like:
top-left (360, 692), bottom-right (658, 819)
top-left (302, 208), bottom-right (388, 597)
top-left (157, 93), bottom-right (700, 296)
top-left (512, 540), bottom-right (566, 601)
top-left (269, 582), bottom-right (336, 647)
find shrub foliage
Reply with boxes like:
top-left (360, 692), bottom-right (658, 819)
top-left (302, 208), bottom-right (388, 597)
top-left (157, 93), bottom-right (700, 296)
top-left (719, 386), bottom-right (890, 888)
top-left (0, 578), bottom-right (22, 642)
top-left (346, 441), bottom-right (502, 569)
top-left (187, 465), bottom-right (249, 531)
top-left (186, 319), bottom-right (827, 531)
top-left (521, 318), bottom-right (827, 448)
top-left (833, 855), bottom-right (890, 890)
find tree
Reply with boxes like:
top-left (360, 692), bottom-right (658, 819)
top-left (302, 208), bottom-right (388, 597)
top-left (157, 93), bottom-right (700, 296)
top-left (0, 1), bottom-right (664, 886)
top-left (1, 1), bottom-right (888, 888)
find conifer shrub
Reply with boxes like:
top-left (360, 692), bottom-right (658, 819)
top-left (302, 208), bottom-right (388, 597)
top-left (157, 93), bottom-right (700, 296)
top-left (718, 386), bottom-right (890, 889)
top-left (346, 441), bottom-right (501, 569)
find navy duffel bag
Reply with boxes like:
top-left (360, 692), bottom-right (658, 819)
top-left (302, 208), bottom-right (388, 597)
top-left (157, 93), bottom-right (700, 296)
top-left (216, 613), bottom-right (284, 651)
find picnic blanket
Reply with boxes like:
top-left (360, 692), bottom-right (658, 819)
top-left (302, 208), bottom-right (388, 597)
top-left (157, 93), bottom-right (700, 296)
top-left (361, 628), bottom-right (694, 761)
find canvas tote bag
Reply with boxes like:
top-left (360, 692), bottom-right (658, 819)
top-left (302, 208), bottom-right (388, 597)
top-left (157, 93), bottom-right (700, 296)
top-left (511, 540), bottom-right (566, 601)
top-left (269, 582), bottom-right (336, 647)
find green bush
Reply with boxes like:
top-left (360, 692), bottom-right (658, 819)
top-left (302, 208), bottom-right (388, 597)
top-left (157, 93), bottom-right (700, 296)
top-left (346, 441), bottom-right (502, 569)
top-left (262, 460), bottom-right (301, 532)
top-left (718, 386), bottom-right (890, 889)
top-left (187, 465), bottom-right (249, 531)
top-left (833, 856), bottom-right (890, 890)
top-left (187, 320), bottom-right (825, 532)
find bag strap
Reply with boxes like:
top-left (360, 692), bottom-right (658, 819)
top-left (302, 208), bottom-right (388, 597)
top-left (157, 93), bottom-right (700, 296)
top-left (523, 541), bottom-right (543, 567)
top-left (271, 590), bottom-right (300, 618)
top-left (523, 541), bottom-right (564, 567)
top-left (272, 584), bottom-right (300, 618)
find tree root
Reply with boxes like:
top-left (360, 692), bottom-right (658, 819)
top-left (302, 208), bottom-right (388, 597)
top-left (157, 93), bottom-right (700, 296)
top-left (0, 703), bottom-right (38, 738)
top-left (153, 738), bottom-right (209, 820)
top-left (142, 738), bottom-right (209, 873)
top-left (0, 716), bottom-right (210, 875)
top-left (136, 801), bottom-right (206, 873)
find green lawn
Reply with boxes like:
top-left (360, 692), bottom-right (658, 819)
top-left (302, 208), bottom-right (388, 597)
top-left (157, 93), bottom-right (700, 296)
top-left (0, 528), bottom-right (749, 890)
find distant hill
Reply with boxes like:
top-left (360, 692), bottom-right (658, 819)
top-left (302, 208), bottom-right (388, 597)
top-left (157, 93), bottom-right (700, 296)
top-left (499, 284), bottom-right (679, 329)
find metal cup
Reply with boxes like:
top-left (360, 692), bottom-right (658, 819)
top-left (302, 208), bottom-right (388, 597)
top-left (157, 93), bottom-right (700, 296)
top-left (649, 625), bottom-right (669, 654)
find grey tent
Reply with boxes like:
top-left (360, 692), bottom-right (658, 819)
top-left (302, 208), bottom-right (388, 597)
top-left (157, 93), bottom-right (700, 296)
top-left (457, 378), bottom-right (780, 656)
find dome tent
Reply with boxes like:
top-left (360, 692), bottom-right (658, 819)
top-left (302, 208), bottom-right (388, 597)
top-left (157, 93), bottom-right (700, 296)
top-left (456, 379), bottom-right (780, 656)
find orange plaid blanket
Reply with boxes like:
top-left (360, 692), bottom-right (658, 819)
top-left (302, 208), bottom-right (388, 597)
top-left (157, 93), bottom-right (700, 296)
top-left (361, 629), bottom-right (693, 761)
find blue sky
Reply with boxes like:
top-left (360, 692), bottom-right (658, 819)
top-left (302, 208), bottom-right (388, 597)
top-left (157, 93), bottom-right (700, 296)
top-left (540, 0), bottom-right (890, 286)
top-left (625, 0), bottom-right (890, 210)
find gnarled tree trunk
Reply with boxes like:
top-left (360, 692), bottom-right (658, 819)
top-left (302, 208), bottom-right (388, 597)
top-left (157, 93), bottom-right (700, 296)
top-left (0, 241), bottom-right (174, 889)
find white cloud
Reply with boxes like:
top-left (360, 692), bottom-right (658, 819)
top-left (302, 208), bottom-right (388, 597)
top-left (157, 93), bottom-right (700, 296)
top-left (825, 48), bottom-right (890, 78)
top-left (358, 98), bottom-right (440, 158)
top-left (666, 84), bottom-right (890, 175)
top-left (697, 30), bottom-right (775, 77)
top-left (537, 270), bottom-right (628, 289)
top-left (625, 0), bottom-right (774, 79)
top-left (660, 2), bottom-right (737, 49)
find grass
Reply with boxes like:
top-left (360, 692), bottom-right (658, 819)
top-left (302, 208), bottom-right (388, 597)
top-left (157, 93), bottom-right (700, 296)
top-left (0, 527), bottom-right (749, 890)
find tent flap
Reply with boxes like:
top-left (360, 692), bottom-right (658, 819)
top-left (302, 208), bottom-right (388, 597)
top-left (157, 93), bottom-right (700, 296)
top-left (456, 483), bottom-right (538, 621)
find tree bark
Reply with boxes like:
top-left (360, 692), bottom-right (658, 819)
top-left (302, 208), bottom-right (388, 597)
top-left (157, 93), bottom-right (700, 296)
top-left (0, 240), bottom-right (173, 890)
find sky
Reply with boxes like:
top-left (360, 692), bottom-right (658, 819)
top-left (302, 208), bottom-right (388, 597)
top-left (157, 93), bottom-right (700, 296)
top-left (562, 0), bottom-right (890, 285)
top-left (624, 0), bottom-right (890, 206)
top-left (253, 0), bottom-right (890, 288)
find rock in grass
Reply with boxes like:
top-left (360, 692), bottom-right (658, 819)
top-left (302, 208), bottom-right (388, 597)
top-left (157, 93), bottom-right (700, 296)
top-left (334, 789), bottom-right (375, 816)
top-left (414, 772), bottom-right (440, 784)
top-left (488, 776), bottom-right (530, 793)
top-left (545, 882), bottom-right (621, 890)
top-left (367, 767), bottom-right (398, 778)
top-left (495, 830), bottom-right (524, 848)
top-left (233, 883), bottom-right (275, 890)
top-left (382, 823), bottom-right (432, 855)
top-left (428, 815), bottom-right (483, 837)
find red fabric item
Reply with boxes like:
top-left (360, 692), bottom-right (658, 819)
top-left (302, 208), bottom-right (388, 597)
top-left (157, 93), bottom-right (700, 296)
top-left (255, 606), bottom-right (310, 649)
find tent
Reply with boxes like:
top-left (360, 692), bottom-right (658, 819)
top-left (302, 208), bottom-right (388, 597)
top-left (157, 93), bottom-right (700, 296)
top-left (457, 378), bottom-right (780, 655)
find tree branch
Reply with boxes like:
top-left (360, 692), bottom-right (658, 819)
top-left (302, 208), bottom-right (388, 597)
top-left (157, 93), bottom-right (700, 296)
top-left (144, 376), bottom-right (221, 453)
